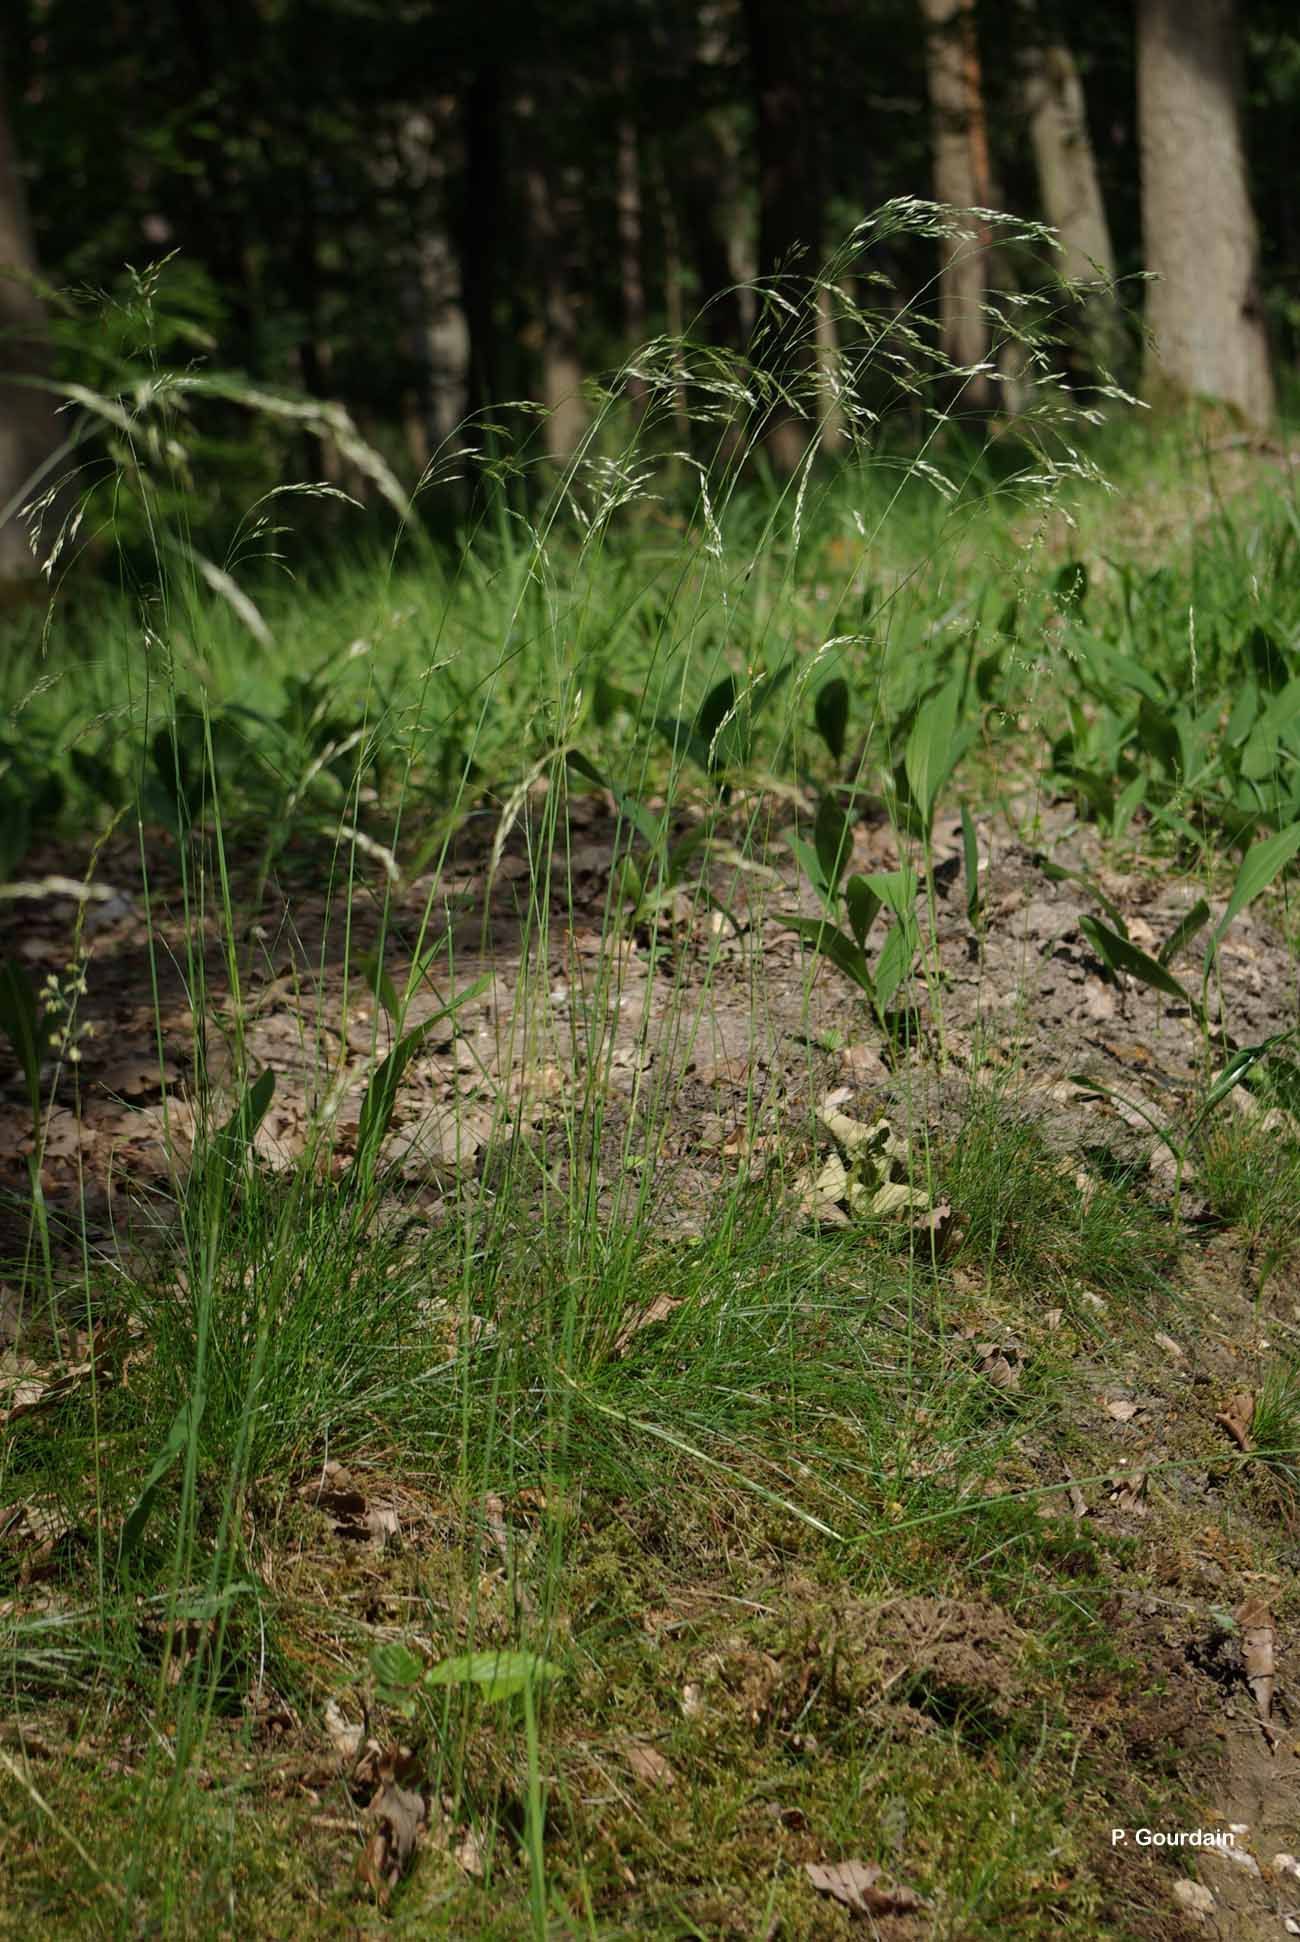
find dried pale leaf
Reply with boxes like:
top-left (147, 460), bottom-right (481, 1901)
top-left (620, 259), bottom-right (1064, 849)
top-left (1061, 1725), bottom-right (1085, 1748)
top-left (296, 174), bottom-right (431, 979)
top-left (1216, 1393), bottom-right (1254, 1453)
top-left (0, 1286), bottom-right (23, 1348)
top-left (1154, 1332), bottom-right (1185, 1361)
top-left (975, 1344), bottom-right (1021, 1390)
top-left (453, 1826), bottom-right (486, 1877)
top-left (869, 1180), bottom-right (929, 1218)
top-left (680, 1682), bottom-right (704, 1719)
top-left (98, 1056), bottom-right (180, 1098)
top-left (364, 1504), bottom-right (400, 1549)
top-left (839, 1042), bottom-right (888, 1084)
top-left (614, 1294), bottom-right (683, 1356)
top-left (795, 1156), bottom-right (850, 1224)
top-left (322, 1698), bottom-right (364, 1766)
top-left (1237, 1598), bottom-right (1275, 1725)
top-left (302, 1462), bottom-right (398, 1549)
top-left (1107, 1471), bottom-right (1150, 1517)
top-left (1104, 1396), bottom-right (1141, 1423)
top-left (625, 1742), bottom-right (676, 1788)
top-left (919, 1199), bottom-right (962, 1256)
top-left (357, 1761), bottom-right (425, 1905)
top-left (1, 1355), bottom-right (97, 1427)
top-left (805, 1857), bottom-right (925, 1916)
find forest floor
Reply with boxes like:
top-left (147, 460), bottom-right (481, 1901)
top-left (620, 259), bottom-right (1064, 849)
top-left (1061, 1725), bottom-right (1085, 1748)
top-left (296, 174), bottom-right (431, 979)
top-left (3, 432), bottom-right (1300, 1937)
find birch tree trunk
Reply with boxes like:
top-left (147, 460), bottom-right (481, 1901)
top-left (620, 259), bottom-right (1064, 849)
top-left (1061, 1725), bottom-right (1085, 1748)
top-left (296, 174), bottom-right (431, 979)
top-left (1137, 0), bottom-right (1273, 425)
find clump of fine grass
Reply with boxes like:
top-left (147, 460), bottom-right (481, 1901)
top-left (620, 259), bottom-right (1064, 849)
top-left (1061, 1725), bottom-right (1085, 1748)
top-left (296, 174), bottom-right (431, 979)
top-left (1248, 1357), bottom-right (1300, 1509)
top-left (1193, 1113), bottom-right (1300, 1262)
top-left (942, 1085), bottom-right (1172, 1296)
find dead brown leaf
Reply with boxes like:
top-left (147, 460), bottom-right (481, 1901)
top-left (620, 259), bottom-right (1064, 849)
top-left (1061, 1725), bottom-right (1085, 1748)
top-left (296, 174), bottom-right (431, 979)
top-left (0, 1325), bottom-right (121, 1427)
top-left (625, 1742), bottom-right (676, 1788)
top-left (1237, 1597), bottom-right (1275, 1727)
top-left (453, 1825), bottom-right (487, 1877)
top-left (919, 1199), bottom-right (964, 1258)
top-left (614, 1293), bottom-right (683, 1356)
top-left (975, 1343), bottom-right (1021, 1390)
top-left (1216, 1393), bottom-right (1255, 1453)
top-left (97, 1056), bottom-right (180, 1099)
top-left (1107, 1470), bottom-right (1150, 1517)
top-left (356, 1749), bottom-right (425, 1906)
top-left (805, 1857), bottom-right (925, 1916)
top-left (300, 1462), bottom-right (399, 1550)
top-left (323, 1698), bottom-right (365, 1767)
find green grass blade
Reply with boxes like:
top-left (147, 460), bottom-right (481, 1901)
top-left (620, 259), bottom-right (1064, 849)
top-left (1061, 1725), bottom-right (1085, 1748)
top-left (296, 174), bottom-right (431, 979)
top-left (1078, 914), bottom-right (1194, 1008)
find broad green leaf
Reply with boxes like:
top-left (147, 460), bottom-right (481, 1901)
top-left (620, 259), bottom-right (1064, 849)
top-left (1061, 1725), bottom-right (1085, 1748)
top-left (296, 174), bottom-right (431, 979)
top-left (1052, 560), bottom-right (1088, 612)
top-left (1194, 1031), bottom-right (1298, 1126)
top-left (424, 1650), bottom-right (563, 1703)
top-left (860, 865), bottom-right (918, 921)
top-left (814, 677), bottom-right (849, 762)
top-left (1068, 1073), bottom-right (1174, 1148)
top-left (975, 650), bottom-right (1003, 702)
top-left (217, 1066), bottom-right (276, 1155)
top-left (696, 673), bottom-right (748, 770)
top-left (349, 974), bottom-right (491, 1184)
top-left (1078, 915), bottom-right (1193, 1008)
top-left (653, 714), bottom-right (713, 777)
top-left (1102, 650), bottom-right (1166, 705)
top-left (1158, 899), bottom-right (1210, 966)
top-left (814, 794), bottom-right (853, 897)
top-left (1136, 697), bottom-right (1180, 774)
top-left (360, 950), bottom-right (400, 1022)
top-left (695, 673), bottom-right (738, 748)
top-left (747, 660), bottom-right (795, 723)
top-left (120, 1395), bottom-right (204, 1558)
top-left (664, 822), bottom-right (711, 888)
top-left (903, 677), bottom-right (962, 829)
top-left (566, 751), bottom-right (663, 853)
top-left (777, 915), bottom-right (874, 994)
top-left (0, 959), bottom-right (43, 1121)
top-left (1113, 772), bottom-right (1148, 838)
top-left (1034, 854), bottom-right (1128, 934)
top-left (960, 803), bottom-right (981, 924)
top-left (69, 748), bottom-right (124, 811)
top-left (1253, 673), bottom-right (1300, 742)
top-left (1243, 624), bottom-right (1288, 692)
top-left (873, 912), bottom-right (919, 1014)
top-left (371, 1641), bottom-right (426, 1692)
top-left (1224, 679), bottom-right (1260, 747)
top-left (844, 874), bottom-right (882, 951)
top-left (1207, 822), bottom-right (1300, 965)
top-left (613, 852), bottom-right (644, 912)
top-left (786, 832), bottom-right (832, 909)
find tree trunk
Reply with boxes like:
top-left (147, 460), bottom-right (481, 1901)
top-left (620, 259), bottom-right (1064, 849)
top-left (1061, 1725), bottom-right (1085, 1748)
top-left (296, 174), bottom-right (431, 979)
top-left (743, 0), bottom-right (820, 471)
top-left (1137, 0), bottom-right (1273, 424)
top-left (615, 93), bottom-right (645, 352)
top-left (0, 53), bottom-right (60, 578)
top-left (917, 0), bottom-right (993, 408)
top-left (519, 101), bottom-right (587, 464)
top-left (460, 65), bottom-right (502, 420)
top-left (1018, 1), bottom-right (1120, 372)
top-left (815, 285), bottom-right (846, 449)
